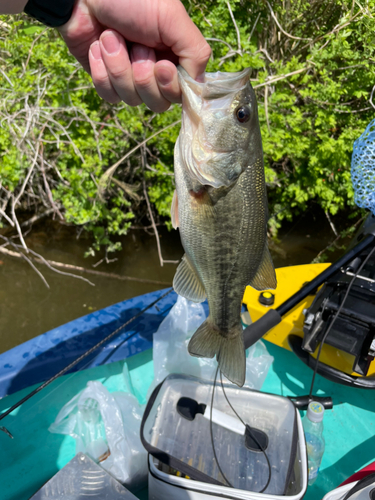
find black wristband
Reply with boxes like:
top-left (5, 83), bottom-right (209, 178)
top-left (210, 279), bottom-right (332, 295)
top-left (24, 0), bottom-right (76, 28)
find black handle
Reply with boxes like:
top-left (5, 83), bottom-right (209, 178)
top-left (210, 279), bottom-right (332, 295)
top-left (140, 378), bottom-right (225, 486)
top-left (287, 395), bottom-right (333, 410)
top-left (243, 309), bottom-right (282, 349)
top-left (277, 233), bottom-right (375, 317)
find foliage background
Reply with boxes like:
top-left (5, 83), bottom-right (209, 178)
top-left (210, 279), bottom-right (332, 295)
top-left (0, 0), bottom-right (374, 259)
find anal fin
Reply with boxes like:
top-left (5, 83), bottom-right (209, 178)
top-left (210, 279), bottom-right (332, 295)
top-left (249, 248), bottom-right (277, 291)
top-left (173, 254), bottom-right (206, 303)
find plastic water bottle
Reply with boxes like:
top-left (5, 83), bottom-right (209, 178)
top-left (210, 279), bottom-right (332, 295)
top-left (302, 401), bottom-right (325, 485)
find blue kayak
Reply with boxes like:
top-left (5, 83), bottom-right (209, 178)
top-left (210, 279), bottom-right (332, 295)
top-left (0, 288), bottom-right (179, 399)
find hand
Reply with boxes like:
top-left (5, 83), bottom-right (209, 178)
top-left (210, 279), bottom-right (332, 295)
top-left (59, 0), bottom-right (211, 111)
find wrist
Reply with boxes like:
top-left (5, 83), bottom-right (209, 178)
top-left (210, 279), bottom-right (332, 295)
top-left (24, 0), bottom-right (76, 27)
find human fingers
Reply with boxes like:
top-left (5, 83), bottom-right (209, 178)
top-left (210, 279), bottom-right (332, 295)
top-left (154, 61), bottom-right (181, 104)
top-left (158, 0), bottom-right (211, 80)
top-left (89, 42), bottom-right (121, 104)
top-left (131, 44), bottom-right (171, 113)
top-left (99, 30), bottom-right (142, 107)
top-left (59, 1), bottom-right (103, 74)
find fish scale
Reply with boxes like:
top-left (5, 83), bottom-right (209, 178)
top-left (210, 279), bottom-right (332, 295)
top-left (172, 67), bottom-right (276, 386)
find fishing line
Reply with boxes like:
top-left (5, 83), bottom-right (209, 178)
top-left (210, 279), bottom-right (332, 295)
top-left (308, 244), bottom-right (375, 398)
top-left (0, 288), bottom-right (173, 425)
top-left (210, 366), bottom-right (232, 487)
top-left (220, 372), bottom-right (272, 493)
top-left (209, 366), bottom-right (272, 492)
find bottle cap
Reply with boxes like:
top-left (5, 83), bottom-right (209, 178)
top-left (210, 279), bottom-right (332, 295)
top-left (307, 401), bottom-right (324, 422)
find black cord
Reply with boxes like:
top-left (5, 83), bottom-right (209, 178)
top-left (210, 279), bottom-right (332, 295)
top-left (210, 366), bottom-right (233, 487)
top-left (209, 366), bottom-right (272, 493)
top-left (220, 372), bottom-right (272, 493)
top-left (309, 245), bottom-right (375, 398)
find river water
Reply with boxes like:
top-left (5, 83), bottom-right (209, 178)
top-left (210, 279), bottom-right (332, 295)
top-left (0, 210), bottom-right (347, 354)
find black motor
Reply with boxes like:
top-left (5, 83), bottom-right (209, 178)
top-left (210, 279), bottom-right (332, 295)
top-left (303, 217), bottom-right (375, 377)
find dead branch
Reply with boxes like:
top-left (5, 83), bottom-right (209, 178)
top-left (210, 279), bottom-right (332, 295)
top-left (0, 244), bottom-right (172, 286)
top-left (141, 146), bottom-right (178, 267)
top-left (26, 246), bottom-right (96, 286)
top-left (248, 12), bottom-right (261, 42)
top-left (20, 208), bottom-right (59, 228)
top-left (0, 208), bottom-right (14, 227)
top-left (325, 211), bottom-right (338, 237)
top-left (226, 1), bottom-right (242, 53)
top-left (11, 196), bottom-right (28, 251)
top-left (20, 250), bottom-right (50, 288)
top-left (266, 1), bottom-right (312, 42)
top-left (370, 84), bottom-right (375, 110)
top-left (205, 37), bottom-right (235, 52)
top-left (264, 86), bottom-right (270, 133)
top-left (99, 119), bottom-right (181, 195)
top-left (253, 67), bottom-right (309, 89)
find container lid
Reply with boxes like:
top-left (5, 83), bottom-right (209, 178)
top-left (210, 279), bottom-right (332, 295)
top-left (307, 401), bottom-right (325, 422)
top-left (141, 373), bottom-right (299, 495)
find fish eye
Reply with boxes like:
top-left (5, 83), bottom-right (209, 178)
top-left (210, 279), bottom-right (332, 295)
top-left (235, 105), bottom-right (251, 123)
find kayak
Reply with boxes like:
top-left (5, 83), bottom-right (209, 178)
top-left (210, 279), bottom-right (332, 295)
top-left (0, 287), bottom-right (180, 399)
top-left (0, 284), bottom-right (375, 500)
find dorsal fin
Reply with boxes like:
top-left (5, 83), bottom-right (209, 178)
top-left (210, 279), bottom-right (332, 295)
top-left (249, 248), bottom-right (277, 291)
top-left (173, 254), bottom-right (206, 303)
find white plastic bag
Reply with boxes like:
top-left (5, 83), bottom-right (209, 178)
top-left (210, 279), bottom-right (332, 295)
top-left (149, 295), bottom-right (274, 393)
top-left (49, 380), bottom-right (147, 489)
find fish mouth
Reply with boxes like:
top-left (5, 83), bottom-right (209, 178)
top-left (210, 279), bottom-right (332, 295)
top-left (178, 67), bottom-right (251, 188)
top-left (178, 66), bottom-right (251, 106)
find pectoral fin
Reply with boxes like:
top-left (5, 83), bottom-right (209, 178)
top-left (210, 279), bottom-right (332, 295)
top-left (249, 248), bottom-right (277, 291)
top-left (171, 190), bottom-right (179, 229)
top-left (173, 254), bottom-right (206, 303)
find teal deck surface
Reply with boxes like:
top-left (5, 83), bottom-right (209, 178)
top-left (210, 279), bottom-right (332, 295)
top-left (1, 342), bottom-right (374, 500)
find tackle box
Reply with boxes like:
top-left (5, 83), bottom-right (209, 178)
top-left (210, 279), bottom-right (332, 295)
top-left (141, 373), bottom-right (307, 500)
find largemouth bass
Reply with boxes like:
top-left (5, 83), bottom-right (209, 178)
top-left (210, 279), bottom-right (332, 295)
top-left (172, 67), bottom-right (276, 387)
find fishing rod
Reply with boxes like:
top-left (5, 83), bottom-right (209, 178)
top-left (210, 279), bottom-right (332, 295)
top-left (0, 288), bottom-right (174, 435)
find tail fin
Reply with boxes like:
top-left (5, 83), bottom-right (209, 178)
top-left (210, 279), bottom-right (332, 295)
top-left (188, 319), bottom-right (246, 387)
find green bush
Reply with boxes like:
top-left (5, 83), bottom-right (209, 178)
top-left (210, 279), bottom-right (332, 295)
top-left (1, 1), bottom-right (374, 256)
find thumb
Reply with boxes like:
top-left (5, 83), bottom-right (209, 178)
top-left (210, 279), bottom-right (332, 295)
top-left (159, 0), bottom-right (211, 80)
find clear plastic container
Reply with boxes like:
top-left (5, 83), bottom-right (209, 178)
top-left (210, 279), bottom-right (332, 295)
top-left (302, 401), bottom-right (325, 485)
top-left (142, 373), bottom-right (306, 496)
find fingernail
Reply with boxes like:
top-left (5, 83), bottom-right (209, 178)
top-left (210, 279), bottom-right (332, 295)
top-left (101, 32), bottom-right (121, 55)
top-left (156, 66), bottom-right (172, 86)
top-left (90, 42), bottom-right (102, 60)
top-left (196, 73), bottom-right (205, 83)
top-left (132, 44), bottom-right (151, 63)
